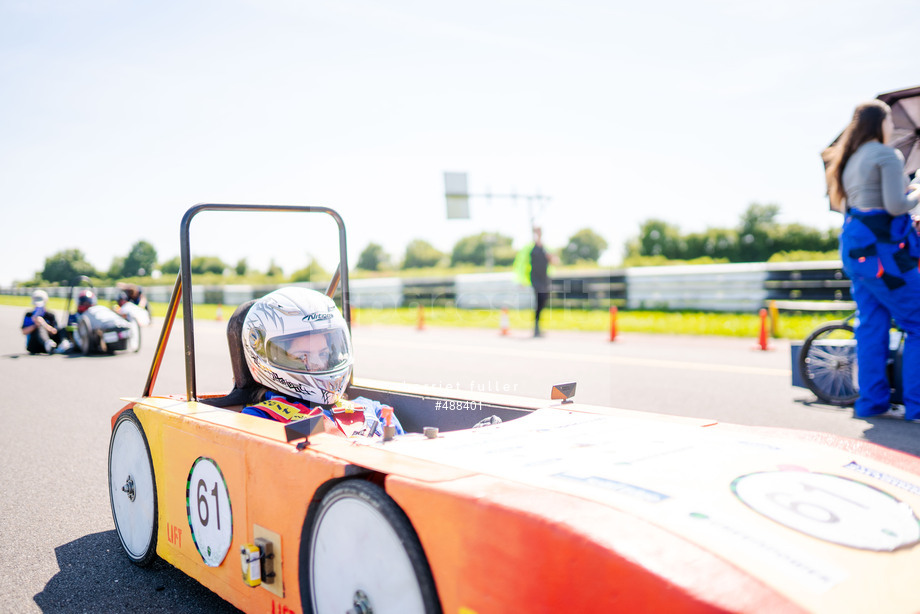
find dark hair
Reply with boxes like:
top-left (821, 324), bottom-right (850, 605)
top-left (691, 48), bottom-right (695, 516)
top-left (824, 100), bottom-right (890, 211)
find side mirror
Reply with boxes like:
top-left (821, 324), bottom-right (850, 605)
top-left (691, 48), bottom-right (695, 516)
top-left (551, 382), bottom-right (576, 404)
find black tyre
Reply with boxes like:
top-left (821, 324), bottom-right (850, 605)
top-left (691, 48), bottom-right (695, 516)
top-left (108, 410), bottom-right (158, 566)
top-left (304, 480), bottom-right (441, 614)
top-left (800, 322), bottom-right (859, 406)
top-left (76, 315), bottom-right (94, 355)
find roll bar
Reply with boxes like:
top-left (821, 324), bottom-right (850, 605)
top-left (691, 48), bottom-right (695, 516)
top-left (143, 204), bottom-right (350, 401)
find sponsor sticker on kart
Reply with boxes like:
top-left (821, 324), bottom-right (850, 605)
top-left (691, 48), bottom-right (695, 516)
top-left (186, 457), bottom-right (233, 566)
top-left (732, 471), bottom-right (920, 551)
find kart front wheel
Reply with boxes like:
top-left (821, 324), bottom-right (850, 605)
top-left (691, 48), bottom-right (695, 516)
top-left (799, 322), bottom-right (859, 406)
top-left (305, 480), bottom-right (440, 614)
top-left (108, 409), bottom-right (158, 566)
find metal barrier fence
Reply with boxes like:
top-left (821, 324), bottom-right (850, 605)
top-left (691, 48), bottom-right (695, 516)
top-left (1, 261), bottom-right (853, 313)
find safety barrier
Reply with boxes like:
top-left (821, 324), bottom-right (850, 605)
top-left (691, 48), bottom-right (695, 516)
top-left (1, 261), bottom-right (854, 313)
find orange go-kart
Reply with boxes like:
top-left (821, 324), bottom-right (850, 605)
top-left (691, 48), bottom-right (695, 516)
top-left (109, 204), bottom-right (920, 614)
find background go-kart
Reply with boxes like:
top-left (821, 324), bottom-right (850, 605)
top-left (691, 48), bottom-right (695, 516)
top-left (2, 305), bottom-right (919, 612)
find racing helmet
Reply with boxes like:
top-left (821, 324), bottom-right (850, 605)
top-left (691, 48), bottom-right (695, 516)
top-left (77, 290), bottom-right (97, 313)
top-left (241, 287), bottom-right (353, 405)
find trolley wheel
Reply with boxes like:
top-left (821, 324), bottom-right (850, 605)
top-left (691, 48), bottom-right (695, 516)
top-left (799, 321), bottom-right (859, 406)
top-left (304, 480), bottom-right (441, 614)
top-left (108, 409), bottom-right (158, 566)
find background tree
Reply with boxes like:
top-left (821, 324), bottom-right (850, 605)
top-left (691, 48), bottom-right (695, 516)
top-left (190, 256), bottom-right (227, 275)
top-left (626, 203), bottom-right (838, 264)
top-left (107, 256), bottom-right (126, 279)
top-left (737, 203), bottom-right (779, 262)
top-left (235, 258), bottom-right (248, 276)
top-left (685, 227), bottom-right (739, 261)
top-left (289, 257), bottom-right (330, 282)
top-left (625, 220), bottom-right (683, 259)
top-left (451, 232), bottom-right (514, 266)
top-left (122, 240), bottom-right (158, 278)
top-left (160, 256), bottom-right (181, 275)
top-left (561, 228), bottom-right (609, 264)
top-left (402, 239), bottom-right (444, 269)
top-left (769, 224), bottom-right (838, 255)
top-left (491, 244), bottom-right (518, 266)
top-left (41, 249), bottom-right (97, 283)
top-left (356, 243), bottom-right (389, 271)
top-left (265, 259), bottom-right (283, 277)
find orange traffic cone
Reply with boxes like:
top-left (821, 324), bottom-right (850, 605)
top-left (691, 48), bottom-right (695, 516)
top-left (215, 304), bottom-right (224, 321)
top-left (756, 308), bottom-right (771, 351)
top-left (500, 308), bottom-right (510, 336)
top-left (609, 306), bottom-right (617, 342)
top-left (417, 305), bottom-right (425, 331)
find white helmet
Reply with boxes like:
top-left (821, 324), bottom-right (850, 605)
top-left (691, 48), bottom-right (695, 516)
top-left (241, 287), bottom-right (353, 405)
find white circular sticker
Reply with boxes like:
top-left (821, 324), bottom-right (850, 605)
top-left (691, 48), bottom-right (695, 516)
top-left (186, 457), bottom-right (233, 566)
top-left (732, 471), bottom-right (920, 551)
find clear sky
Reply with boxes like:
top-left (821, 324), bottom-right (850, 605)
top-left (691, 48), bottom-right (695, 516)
top-left (1, 0), bottom-right (918, 285)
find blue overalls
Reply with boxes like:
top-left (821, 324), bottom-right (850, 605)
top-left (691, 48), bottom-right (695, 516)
top-left (839, 209), bottom-right (920, 418)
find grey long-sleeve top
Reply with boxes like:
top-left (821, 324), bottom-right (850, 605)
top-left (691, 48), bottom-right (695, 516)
top-left (842, 141), bottom-right (919, 215)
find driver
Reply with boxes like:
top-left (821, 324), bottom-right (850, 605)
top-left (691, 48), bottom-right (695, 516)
top-left (67, 289), bottom-right (97, 330)
top-left (240, 287), bottom-right (402, 436)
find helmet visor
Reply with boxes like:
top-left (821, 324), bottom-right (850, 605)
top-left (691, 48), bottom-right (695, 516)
top-left (265, 329), bottom-right (351, 374)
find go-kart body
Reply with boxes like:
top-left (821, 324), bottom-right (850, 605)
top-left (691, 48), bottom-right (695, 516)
top-left (73, 304), bottom-right (137, 353)
top-left (109, 205), bottom-right (920, 614)
top-left (62, 277), bottom-right (140, 354)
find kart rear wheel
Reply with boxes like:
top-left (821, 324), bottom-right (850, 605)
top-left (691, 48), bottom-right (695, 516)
top-left (305, 480), bottom-right (440, 614)
top-left (799, 322), bottom-right (859, 406)
top-left (76, 316), bottom-right (94, 354)
top-left (127, 318), bottom-right (141, 353)
top-left (108, 409), bottom-right (158, 566)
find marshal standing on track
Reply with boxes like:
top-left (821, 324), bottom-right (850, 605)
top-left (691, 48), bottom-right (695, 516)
top-left (529, 227), bottom-right (558, 337)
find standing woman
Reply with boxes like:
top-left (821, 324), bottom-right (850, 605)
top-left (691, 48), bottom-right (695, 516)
top-left (826, 100), bottom-right (920, 419)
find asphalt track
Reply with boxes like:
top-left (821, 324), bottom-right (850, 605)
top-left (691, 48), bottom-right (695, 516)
top-left (3, 305), bottom-right (920, 613)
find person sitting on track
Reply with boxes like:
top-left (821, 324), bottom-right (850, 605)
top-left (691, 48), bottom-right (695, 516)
top-left (21, 290), bottom-right (62, 354)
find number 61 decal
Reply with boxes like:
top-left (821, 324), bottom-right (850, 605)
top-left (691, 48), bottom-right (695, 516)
top-left (732, 471), bottom-right (920, 551)
top-left (186, 457), bottom-right (234, 566)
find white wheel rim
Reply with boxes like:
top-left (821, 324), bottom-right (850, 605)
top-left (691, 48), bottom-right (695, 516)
top-left (110, 419), bottom-right (155, 559)
top-left (76, 320), bottom-right (87, 352)
top-left (311, 497), bottom-right (426, 614)
top-left (79, 317), bottom-right (93, 353)
top-left (128, 320), bottom-right (140, 352)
